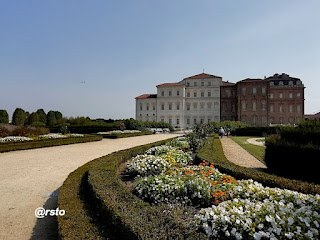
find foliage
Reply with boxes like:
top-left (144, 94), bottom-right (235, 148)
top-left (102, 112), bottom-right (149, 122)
top-left (0, 110), bottom-right (9, 124)
top-left (36, 109), bottom-right (47, 124)
top-left (26, 112), bottom-right (39, 125)
top-left (207, 121), bottom-right (247, 133)
top-left (12, 108), bottom-right (26, 125)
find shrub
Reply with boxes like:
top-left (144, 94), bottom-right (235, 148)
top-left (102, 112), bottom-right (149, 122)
top-left (231, 126), bottom-right (283, 136)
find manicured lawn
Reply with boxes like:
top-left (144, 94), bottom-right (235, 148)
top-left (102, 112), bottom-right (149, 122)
top-left (230, 136), bottom-right (266, 164)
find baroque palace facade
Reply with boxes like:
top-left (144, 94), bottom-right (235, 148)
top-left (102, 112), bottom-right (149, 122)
top-left (135, 73), bottom-right (305, 129)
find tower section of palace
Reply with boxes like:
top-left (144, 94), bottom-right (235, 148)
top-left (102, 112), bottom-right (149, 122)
top-left (135, 72), bottom-right (304, 129)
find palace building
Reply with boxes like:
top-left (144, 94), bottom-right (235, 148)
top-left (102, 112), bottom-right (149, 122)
top-left (135, 73), bottom-right (305, 129)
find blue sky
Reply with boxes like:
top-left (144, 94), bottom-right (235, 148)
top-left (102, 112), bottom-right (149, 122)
top-left (1, 0), bottom-right (319, 119)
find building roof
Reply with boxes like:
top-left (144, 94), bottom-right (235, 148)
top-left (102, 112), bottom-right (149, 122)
top-left (305, 112), bottom-right (320, 118)
top-left (265, 73), bottom-right (301, 85)
top-left (221, 81), bottom-right (236, 86)
top-left (156, 83), bottom-right (182, 87)
top-left (135, 94), bottom-right (157, 99)
top-left (183, 73), bottom-right (222, 80)
top-left (238, 78), bottom-right (264, 83)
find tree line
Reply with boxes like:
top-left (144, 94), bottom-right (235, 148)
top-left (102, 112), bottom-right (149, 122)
top-left (0, 108), bottom-right (63, 127)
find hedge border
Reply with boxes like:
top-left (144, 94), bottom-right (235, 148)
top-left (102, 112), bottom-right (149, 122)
top-left (0, 135), bottom-right (102, 153)
top-left (58, 137), bottom-right (207, 240)
top-left (100, 131), bottom-right (153, 139)
top-left (196, 136), bottom-right (320, 195)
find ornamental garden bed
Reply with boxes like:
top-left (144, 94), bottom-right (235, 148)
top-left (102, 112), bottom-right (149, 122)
top-left (0, 133), bottom-right (102, 153)
top-left (58, 136), bottom-right (320, 239)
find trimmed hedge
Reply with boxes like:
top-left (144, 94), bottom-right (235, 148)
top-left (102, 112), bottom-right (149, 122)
top-left (231, 126), bottom-right (282, 137)
top-left (50, 125), bottom-right (118, 134)
top-left (196, 136), bottom-right (320, 195)
top-left (101, 131), bottom-right (153, 139)
top-left (0, 135), bottom-right (102, 153)
top-left (58, 137), bottom-right (207, 240)
top-left (265, 140), bottom-right (320, 184)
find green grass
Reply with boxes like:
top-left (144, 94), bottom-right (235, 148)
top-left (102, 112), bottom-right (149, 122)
top-left (230, 136), bottom-right (266, 164)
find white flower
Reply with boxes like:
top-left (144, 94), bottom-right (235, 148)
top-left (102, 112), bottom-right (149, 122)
top-left (288, 217), bottom-right (294, 226)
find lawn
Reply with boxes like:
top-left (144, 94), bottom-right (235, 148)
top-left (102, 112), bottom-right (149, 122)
top-left (230, 136), bottom-right (266, 164)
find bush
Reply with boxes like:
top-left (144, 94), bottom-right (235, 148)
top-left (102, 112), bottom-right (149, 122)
top-left (265, 133), bottom-right (320, 184)
top-left (101, 131), bottom-right (153, 139)
top-left (231, 126), bottom-right (282, 136)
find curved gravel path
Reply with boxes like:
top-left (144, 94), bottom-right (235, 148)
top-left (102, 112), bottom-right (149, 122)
top-left (246, 137), bottom-right (265, 146)
top-left (0, 134), bottom-right (181, 240)
top-left (220, 137), bottom-right (267, 170)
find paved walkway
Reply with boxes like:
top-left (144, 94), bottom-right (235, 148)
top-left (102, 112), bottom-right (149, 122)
top-left (0, 134), bottom-right (181, 240)
top-left (220, 137), bottom-right (267, 170)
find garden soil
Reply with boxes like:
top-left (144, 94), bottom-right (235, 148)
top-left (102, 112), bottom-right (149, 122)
top-left (0, 133), bottom-right (181, 240)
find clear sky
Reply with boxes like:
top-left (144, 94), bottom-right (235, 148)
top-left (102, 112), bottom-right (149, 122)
top-left (1, 0), bottom-right (319, 119)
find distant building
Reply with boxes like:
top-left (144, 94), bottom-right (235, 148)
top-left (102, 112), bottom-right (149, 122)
top-left (136, 72), bottom-right (305, 128)
top-left (305, 112), bottom-right (320, 120)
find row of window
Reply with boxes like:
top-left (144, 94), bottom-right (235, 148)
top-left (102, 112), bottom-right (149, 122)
top-left (186, 81), bottom-right (213, 87)
top-left (160, 90), bottom-right (218, 98)
top-left (270, 92), bottom-right (301, 99)
top-left (240, 101), bottom-right (301, 113)
top-left (242, 87), bottom-right (266, 95)
top-left (270, 104), bottom-right (301, 113)
top-left (160, 117), bottom-right (219, 125)
top-left (240, 116), bottom-right (301, 125)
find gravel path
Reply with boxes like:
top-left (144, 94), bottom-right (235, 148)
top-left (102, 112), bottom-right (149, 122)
top-left (0, 134), bottom-right (181, 240)
top-left (246, 137), bottom-right (265, 146)
top-left (220, 137), bottom-right (267, 170)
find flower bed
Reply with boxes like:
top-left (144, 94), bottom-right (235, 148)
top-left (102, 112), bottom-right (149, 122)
top-left (125, 137), bottom-right (320, 239)
top-left (0, 133), bottom-right (85, 143)
top-left (196, 179), bottom-right (320, 239)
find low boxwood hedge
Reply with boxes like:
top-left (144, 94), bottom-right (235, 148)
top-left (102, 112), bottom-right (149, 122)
top-left (196, 136), bottom-right (320, 195)
top-left (101, 131), bottom-right (153, 139)
top-left (58, 137), bottom-right (207, 240)
top-left (0, 135), bottom-right (102, 153)
top-left (231, 126), bottom-right (282, 136)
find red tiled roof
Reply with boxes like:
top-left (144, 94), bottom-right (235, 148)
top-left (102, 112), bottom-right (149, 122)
top-left (135, 94), bottom-right (157, 99)
top-left (305, 112), bottom-right (320, 118)
top-left (183, 73), bottom-right (222, 80)
top-left (156, 83), bottom-right (182, 87)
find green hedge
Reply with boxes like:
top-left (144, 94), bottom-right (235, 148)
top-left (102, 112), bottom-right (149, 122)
top-left (196, 136), bottom-right (320, 195)
top-left (231, 126), bottom-right (282, 136)
top-left (265, 135), bottom-right (320, 184)
top-left (50, 125), bottom-right (118, 134)
top-left (58, 137), bottom-right (207, 240)
top-left (101, 131), bottom-right (153, 139)
top-left (0, 135), bottom-right (102, 153)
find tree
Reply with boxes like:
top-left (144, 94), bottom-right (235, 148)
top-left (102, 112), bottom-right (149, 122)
top-left (54, 111), bottom-right (63, 120)
top-left (0, 110), bottom-right (9, 124)
top-left (47, 111), bottom-right (57, 126)
top-left (26, 112), bottom-right (39, 125)
top-left (36, 109), bottom-right (47, 125)
top-left (12, 108), bottom-right (26, 125)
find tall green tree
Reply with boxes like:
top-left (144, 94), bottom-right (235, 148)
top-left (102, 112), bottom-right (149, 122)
top-left (12, 108), bottom-right (26, 125)
top-left (0, 110), bottom-right (9, 124)
top-left (36, 109), bottom-right (47, 125)
top-left (47, 111), bottom-right (57, 126)
top-left (26, 112), bottom-right (39, 125)
top-left (54, 111), bottom-right (63, 120)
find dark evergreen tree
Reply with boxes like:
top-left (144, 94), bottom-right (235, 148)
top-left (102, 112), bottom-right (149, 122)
top-left (0, 110), bottom-right (9, 124)
top-left (36, 109), bottom-right (47, 125)
top-left (12, 108), bottom-right (26, 125)
top-left (26, 112), bottom-right (39, 125)
top-left (47, 111), bottom-right (57, 126)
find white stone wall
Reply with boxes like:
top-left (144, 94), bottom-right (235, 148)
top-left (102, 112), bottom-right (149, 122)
top-left (136, 98), bottom-right (157, 122)
top-left (135, 76), bottom-right (222, 129)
